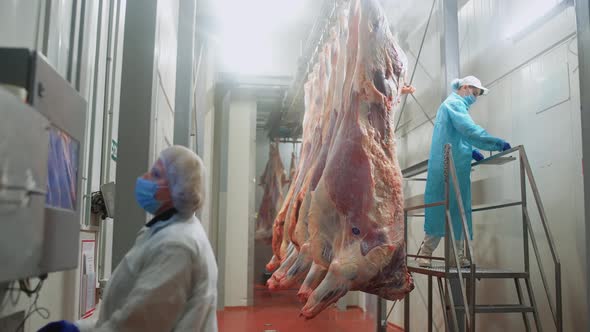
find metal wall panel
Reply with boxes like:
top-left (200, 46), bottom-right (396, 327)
top-left (393, 0), bottom-right (586, 330)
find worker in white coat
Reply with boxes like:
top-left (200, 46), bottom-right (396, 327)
top-left (39, 146), bottom-right (218, 332)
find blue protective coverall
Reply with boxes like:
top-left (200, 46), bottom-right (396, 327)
top-left (424, 92), bottom-right (506, 240)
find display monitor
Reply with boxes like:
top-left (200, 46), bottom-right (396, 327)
top-left (45, 126), bottom-right (80, 211)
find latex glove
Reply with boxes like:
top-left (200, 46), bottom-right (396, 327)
top-left (472, 150), bottom-right (484, 162)
top-left (38, 320), bottom-right (80, 332)
top-left (401, 85), bottom-right (416, 95)
top-left (502, 142), bottom-right (512, 151)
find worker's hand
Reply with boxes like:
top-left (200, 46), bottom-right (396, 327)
top-left (38, 320), bottom-right (80, 332)
top-left (401, 85), bottom-right (416, 95)
top-left (472, 150), bottom-right (484, 162)
top-left (502, 142), bottom-right (512, 151)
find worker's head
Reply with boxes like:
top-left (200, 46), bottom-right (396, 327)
top-left (451, 76), bottom-right (489, 105)
top-left (135, 146), bottom-right (206, 217)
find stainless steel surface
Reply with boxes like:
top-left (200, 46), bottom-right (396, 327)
top-left (574, 0), bottom-right (590, 325)
top-left (100, 182), bottom-right (116, 218)
top-left (16, 49), bottom-right (88, 273)
top-left (447, 148), bottom-right (475, 331)
top-left (445, 210), bottom-right (473, 330)
top-left (0, 89), bottom-right (50, 282)
top-left (455, 304), bottom-right (534, 313)
top-left (85, 0), bottom-right (105, 228)
top-left (402, 145), bottom-right (562, 331)
top-left (514, 278), bottom-right (532, 332)
top-left (408, 261), bottom-right (528, 279)
top-left (100, 0), bottom-right (119, 185)
top-left (470, 146), bottom-right (520, 166)
top-left (113, 0), bottom-right (158, 268)
top-left (403, 211), bottom-right (410, 332)
top-left (523, 209), bottom-right (556, 322)
top-left (437, 278), bottom-right (450, 331)
top-left (471, 201), bottom-right (522, 212)
top-left (520, 149), bottom-right (560, 263)
top-left (428, 276), bottom-right (433, 332)
top-left (401, 159), bottom-right (429, 178)
top-left (376, 296), bottom-right (386, 332)
top-left (520, 145), bottom-right (562, 330)
top-left (473, 156), bottom-right (516, 165)
top-left (445, 278), bottom-right (460, 332)
top-left (440, 0), bottom-right (460, 97)
top-left (404, 200), bottom-right (445, 212)
top-left (173, 0), bottom-right (197, 148)
top-left (525, 276), bottom-right (543, 332)
top-left (520, 150), bottom-right (530, 280)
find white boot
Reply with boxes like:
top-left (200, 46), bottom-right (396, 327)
top-left (448, 240), bottom-right (471, 268)
top-left (417, 235), bottom-right (441, 267)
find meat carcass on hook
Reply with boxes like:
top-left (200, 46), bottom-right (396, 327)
top-left (301, 0), bottom-right (414, 319)
top-left (255, 142), bottom-right (287, 243)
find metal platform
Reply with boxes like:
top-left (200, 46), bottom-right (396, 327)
top-left (407, 261), bottom-right (529, 279)
top-left (383, 145), bottom-right (563, 332)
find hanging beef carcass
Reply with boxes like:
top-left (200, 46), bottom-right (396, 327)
top-left (267, 47), bottom-right (331, 289)
top-left (295, 7), bottom-right (351, 299)
top-left (266, 69), bottom-right (318, 273)
top-left (255, 142), bottom-right (287, 244)
top-left (288, 152), bottom-right (297, 183)
top-left (268, 12), bottom-right (353, 288)
top-left (300, 0), bottom-right (414, 318)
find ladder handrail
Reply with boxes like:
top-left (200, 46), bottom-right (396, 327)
top-left (401, 144), bottom-right (562, 331)
top-left (444, 144), bottom-right (476, 331)
top-left (518, 146), bottom-right (563, 332)
top-left (519, 147), bottom-right (560, 265)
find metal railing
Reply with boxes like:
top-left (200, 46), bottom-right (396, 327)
top-left (399, 144), bottom-right (477, 331)
top-left (398, 144), bottom-right (562, 331)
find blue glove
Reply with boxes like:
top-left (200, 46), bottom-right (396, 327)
top-left (38, 320), bottom-right (79, 332)
top-left (472, 150), bottom-right (484, 162)
top-left (502, 142), bottom-right (512, 151)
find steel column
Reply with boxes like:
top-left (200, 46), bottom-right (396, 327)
top-left (173, 0), bottom-right (197, 148)
top-left (574, 0), bottom-right (590, 329)
top-left (113, 0), bottom-right (158, 267)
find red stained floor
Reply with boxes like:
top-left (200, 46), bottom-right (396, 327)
top-left (217, 286), bottom-right (403, 332)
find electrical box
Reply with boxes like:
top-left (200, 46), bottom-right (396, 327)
top-left (0, 48), bottom-right (87, 281)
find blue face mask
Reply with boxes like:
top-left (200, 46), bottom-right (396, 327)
top-left (135, 177), bottom-right (162, 214)
top-left (463, 94), bottom-right (477, 106)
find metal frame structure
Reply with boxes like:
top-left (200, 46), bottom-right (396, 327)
top-left (377, 144), bottom-right (562, 331)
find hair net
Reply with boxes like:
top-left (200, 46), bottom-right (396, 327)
top-left (451, 78), bottom-right (461, 91)
top-left (158, 146), bottom-right (206, 216)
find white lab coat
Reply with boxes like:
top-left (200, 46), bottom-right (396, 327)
top-left (78, 214), bottom-right (218, 332)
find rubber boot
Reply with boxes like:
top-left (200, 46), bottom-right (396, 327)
top-left (417, 235), bottom-right (441, 267)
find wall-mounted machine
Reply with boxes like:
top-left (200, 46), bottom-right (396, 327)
top-left (0, 48), bottom-right (87, 282)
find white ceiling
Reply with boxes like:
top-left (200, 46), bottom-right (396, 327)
top-left (199, 0), bottom-right (325, 76)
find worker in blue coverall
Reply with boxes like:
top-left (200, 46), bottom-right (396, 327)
top-left (418, 76), bottom-right (511, 267)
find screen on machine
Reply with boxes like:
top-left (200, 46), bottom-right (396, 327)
top-left (45, 126), bottom-right (80, 211)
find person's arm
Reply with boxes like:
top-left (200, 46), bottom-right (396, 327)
top-left (446, 101), bottom-right (505, 151)
top-left (92, 244), bottom-right (194, 332)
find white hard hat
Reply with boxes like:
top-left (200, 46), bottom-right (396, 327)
top-left (460, 76), bottom-right (489, 96)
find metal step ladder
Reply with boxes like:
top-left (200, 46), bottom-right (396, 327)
top-left (377, 145), bottom-right (562, 332)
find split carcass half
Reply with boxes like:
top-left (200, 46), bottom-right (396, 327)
top-left (301, 0), bottom-right (414, 318)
